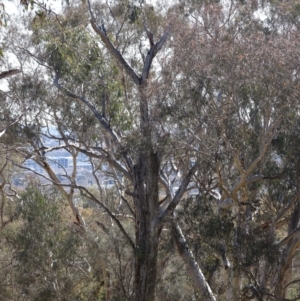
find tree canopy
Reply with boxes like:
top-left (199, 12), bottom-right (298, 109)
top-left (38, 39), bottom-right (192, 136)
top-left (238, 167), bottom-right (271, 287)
top-left (1, 0), bottom-right (300, 300)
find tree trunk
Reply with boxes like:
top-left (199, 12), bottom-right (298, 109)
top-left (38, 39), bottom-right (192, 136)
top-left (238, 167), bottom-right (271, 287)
top-left (275, 200), bottom-right (300, 297)
top-left (172, 220), bottom-right (217, 301)
top-left (133, 151), bottom-right (161, 301)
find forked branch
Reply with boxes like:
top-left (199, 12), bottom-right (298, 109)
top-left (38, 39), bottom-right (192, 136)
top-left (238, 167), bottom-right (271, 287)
top-left (88, 0), bottom-right (140, 85)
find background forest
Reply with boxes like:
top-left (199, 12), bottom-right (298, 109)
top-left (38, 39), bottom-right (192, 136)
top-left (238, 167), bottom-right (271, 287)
top-left (1, 0), bottom-right (300, 300)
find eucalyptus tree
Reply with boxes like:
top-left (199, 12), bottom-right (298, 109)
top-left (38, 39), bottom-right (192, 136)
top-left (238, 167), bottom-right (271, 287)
top-left (3, 0), bottom-right (300, 300)
top-left (2, 1), bottom-right (214, 300)
top-left (169, 1), bottom-right (300, 300)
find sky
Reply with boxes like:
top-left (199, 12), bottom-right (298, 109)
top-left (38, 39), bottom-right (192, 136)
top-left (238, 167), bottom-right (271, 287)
top-left (4, 0), bottom-right (62, 13)
top-left (1, 1), bottom-right (62, 91)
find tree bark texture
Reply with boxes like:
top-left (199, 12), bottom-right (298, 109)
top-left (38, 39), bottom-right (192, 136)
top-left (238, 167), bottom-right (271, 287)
top-left (133, 151), bottom-right (161, 301)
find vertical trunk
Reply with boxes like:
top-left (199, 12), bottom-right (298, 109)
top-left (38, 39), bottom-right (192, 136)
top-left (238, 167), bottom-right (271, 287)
top-left (227, 224), bottom-right (242, 301)
top-left (259, 259), bottom-right (267, 290)
top-left (99, 258), bottom-right (111, 301)
top-left (133, 152), bottom-right (160, 301)
top-left (275, 200), bottom-right (300, 297)
top-left (87, 9), bottom-right (170, 300)
top-left (225, 261), bottom-right (241, 301)
top-left (134, 79), bottom-right (161, 301)
top-left (275, 237), bottom-right (300, 297)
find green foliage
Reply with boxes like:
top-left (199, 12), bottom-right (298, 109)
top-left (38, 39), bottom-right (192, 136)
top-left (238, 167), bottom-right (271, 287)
top-left (177, 194), bottom-right (281, 295)
top-left (3, 0), bottom-right (300, 299)
top-left (13, 187), bottom-right (75, 299)
top-left (128, 5), bottom-right (142, 24)
top-left (28, 3), bottom-right (134, 133)
top-left (237, 228), bottom-right (279, 267)
top-left (0, 185), bottom-right (107, 301)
